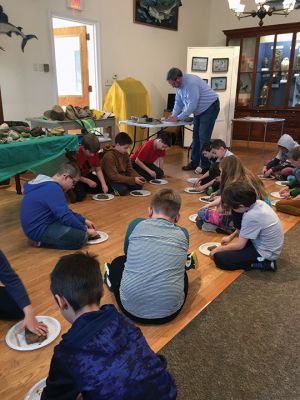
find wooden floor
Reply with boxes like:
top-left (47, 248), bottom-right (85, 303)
top-left (0, 140), bottom-right (298, 400)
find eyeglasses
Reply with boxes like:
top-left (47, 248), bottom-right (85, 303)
top-left (67, 175), bottom-right (79, 185)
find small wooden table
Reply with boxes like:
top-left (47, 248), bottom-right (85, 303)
top-left (231, 117), bottom-right (285, 152)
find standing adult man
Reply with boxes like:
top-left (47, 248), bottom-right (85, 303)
top-left (166, 67), bottom-right (220, 171)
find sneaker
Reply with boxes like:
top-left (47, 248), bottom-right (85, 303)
top-left (182, 162), bottom-right (197, 171)
top-left (103, 263), bottom-right (114, 291)
top-left (185, 251), bottom-right (199, 270)
top-left (194, 166), bottom-right (203, 175)
top-left (250, 260), bottom-right (277, 272)
top-left (201, 222), bottom-right (217, 232)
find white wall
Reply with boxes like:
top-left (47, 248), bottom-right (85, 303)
top-left (0, 0), bottom-right (210, 121)
top-left (207, 0), bottom-right (300, 46)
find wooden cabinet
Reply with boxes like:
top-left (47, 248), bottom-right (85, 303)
top-left (224, 22), bottom-right (300, 142)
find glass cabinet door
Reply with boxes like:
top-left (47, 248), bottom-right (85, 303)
top-left (289, 32), bottom-right (300, 107)
top-left (238, 37), bottom-right (256, 107)
top-left (269, 33), bottom-right (293, 107)
top-left (253, 35), bottom-right (274, 107)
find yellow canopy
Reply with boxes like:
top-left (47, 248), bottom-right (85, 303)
top-left (103, 77), bottom-right (151, 149)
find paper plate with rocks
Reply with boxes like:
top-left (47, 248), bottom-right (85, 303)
top-left (257, 174), bottom-right (275, 180)
top-left (199, 242), bottom-right (221, 256)
top-left (92, 193), bottom-right (114, 201)
top-left (87, 231), bottom-right (109, 244)
top-left (5, 316), bottom-right (60, 351)
top-left (24, 378), bottom-right (47, 400)
top-left (184, 187), bottom-right (205, 194)
top-left (130, 190), bottom-right (151, 197)
top-left (270, 191), bottom-right (285, 199)
top-left (188, 214), bottom-right (198, 223)
top-left (275, 181), bottom-right (288, 187)
top-left (199, 196), bottom-right (213, 203)
top-left (149, 179), bottom-right (168, 185)
top-left (187, 177), bottom-right (199, 184)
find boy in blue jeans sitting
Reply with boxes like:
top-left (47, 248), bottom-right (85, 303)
top-left (41, 252), bottom-right (177, 400)
top-left (20, 162), bottom-right (98, 250)
top-left (210, 181), bottom-right (284, 271)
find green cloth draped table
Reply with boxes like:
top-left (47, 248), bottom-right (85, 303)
top-left (0, 134), bottom-right (78, 182)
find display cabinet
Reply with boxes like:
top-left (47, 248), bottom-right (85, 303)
top-left (224, 22), bottom-right (300, 142)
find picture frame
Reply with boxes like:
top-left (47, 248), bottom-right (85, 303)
top-left (191, 57), bottom-right (208, 72)
top-left (211, 77), bottom-right (227, 91)
top-left (133, 0), bottom-right (180, 31)
top-left (212, 58), bottom-right (229, 73)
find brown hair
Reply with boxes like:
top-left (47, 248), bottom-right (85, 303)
top-left (82, 134), bottom-right (100, 153)
top-left (151, 188), bottom-right (181, 219)
top-left (220, 156), bottom-right (267, 209)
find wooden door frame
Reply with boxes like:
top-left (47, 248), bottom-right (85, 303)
top-left (48, 11), bottom-right (102, 109)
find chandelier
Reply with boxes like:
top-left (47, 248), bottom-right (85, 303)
top-left (228, 0), bottom-right (296, 26)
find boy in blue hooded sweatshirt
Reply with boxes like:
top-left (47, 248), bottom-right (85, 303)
top-left (20, 162), bottom-right (97, 250)
top-left (41, 252), bottom-right (177, 400)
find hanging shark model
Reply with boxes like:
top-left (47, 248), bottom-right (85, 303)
top-left (0, 5), bottom-right (37, 51)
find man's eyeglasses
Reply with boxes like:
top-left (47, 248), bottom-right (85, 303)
top-left (67, 175), bottom-right (79, 185)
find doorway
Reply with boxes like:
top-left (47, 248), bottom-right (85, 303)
top-left (51, 16), bottom-right (100, 109)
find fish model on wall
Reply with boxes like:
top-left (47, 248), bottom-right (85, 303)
top-left (0, 4), bottom-right (37, 51)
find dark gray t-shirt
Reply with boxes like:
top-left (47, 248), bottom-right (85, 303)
top-left (240, 200), bottom-right (284, 260)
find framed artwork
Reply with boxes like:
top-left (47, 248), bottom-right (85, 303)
top-left (211, 77), bottom-right (227, 91)
top-left (212, 58), bottom-right (229, 73)
top-left (191, 57), bottom-right (208, 72)
top-left (265, 0), bottom-right (300, 10)
top-left (133, 0), bottom-right (181, 31)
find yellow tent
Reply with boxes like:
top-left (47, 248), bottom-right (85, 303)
top-left (103, 77), bottom-right (151, 150)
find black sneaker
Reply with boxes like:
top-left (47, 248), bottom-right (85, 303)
top-left (103, 263), bottom-right (114, 291)
top-left (182, 162), bottom-right (197, 171)
top-left (250, 260), bottom-right (277, 272)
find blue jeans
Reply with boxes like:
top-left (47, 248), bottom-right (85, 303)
top-left (191, 99), bottom-right (220, 169)
top-left (40, 221), bottom-right (88, 250)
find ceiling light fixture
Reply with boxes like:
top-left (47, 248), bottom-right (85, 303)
top-left (228, 0), bottom-right (296, 26)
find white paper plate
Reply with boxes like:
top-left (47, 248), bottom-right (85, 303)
top-left (149, 179), bottom-right (168, 185)
top-left (187, 177), bottom-right (199, 184)
top-left (87, 231), bottom-right (109, 244)
top-left (24, 378), bottom-right (47, 400)
top-left (199, 242), bottom-right (221, 256)
top-left (92, 193), bottom-right (114, 201)
top-left (275, 181), bottom-right (288, 187)
top-left (5, 316), bottom-right (61, 351)
top-left (271, 199), bottom-right (279, 206)
top-left (199, 196), bottom-right (212, 203)
top-left (184, 187), bottom-right (205, 194)
top-left (130, 190), bottom-right (151, 197)
top-left (257, 174), bottom-right (275, 180)
top-left (188, 214), bottom-right (198, 223)
top-left (270, 191), bottom-right (285, 199)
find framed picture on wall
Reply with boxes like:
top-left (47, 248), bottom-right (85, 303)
top-left (191, 57), bottom-right (208, 72)
top-left (211, 77), bottom-right (227, 91)
top-left (212, 58), bottom-right (229, 72)
top-left (133, 0), bottom-right (180, 31)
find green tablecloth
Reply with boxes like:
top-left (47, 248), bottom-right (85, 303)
top-left (0, 135), bottom-right (78, 182)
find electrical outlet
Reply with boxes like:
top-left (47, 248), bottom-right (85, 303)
top-left (105, 79), bottom-right (113, 86)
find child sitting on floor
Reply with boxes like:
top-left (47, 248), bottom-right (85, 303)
top-left (20, 162), bottom-right (97, 250)
top-left (0, 250), bottom-right (48, 337)
top-left (276, 146), bottom-right (300, 216)
top-left (196, 155), bottom-right (270, 233)
top-left (72, 133), bottom-right (108, 202)
top-left (41, 252), bottom-right (177, 400)
top-left (262, 134), bottom-right (298, 179)
top-left (130, 131), bottom-right (172, 181)
top-left (194, 139), bottom-right (233, 193)
top-left (104, 188), bottom-right (197, 325)
top-left (101, 132), bottom-right (145, 195)
top-left (210, 181), bottom-right (284, 272)
top-left (194, 142), bottom-right (216, 175)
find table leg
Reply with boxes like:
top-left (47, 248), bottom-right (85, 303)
top-left (280, 121), bottom-right (284, 137)
top-left (130, 126), bottom-right (137, 155)
top-left (247, 123), bottom-right (252, 149)
top-left (15, 174), bottom-right (22, 195)
top-left (262, 123), bottom-right (268, 155)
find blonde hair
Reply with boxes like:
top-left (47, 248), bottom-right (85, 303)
top-left (220, 156), bottom-right (267, 209)
top-left (151, 189), bottom-right (181, 219)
